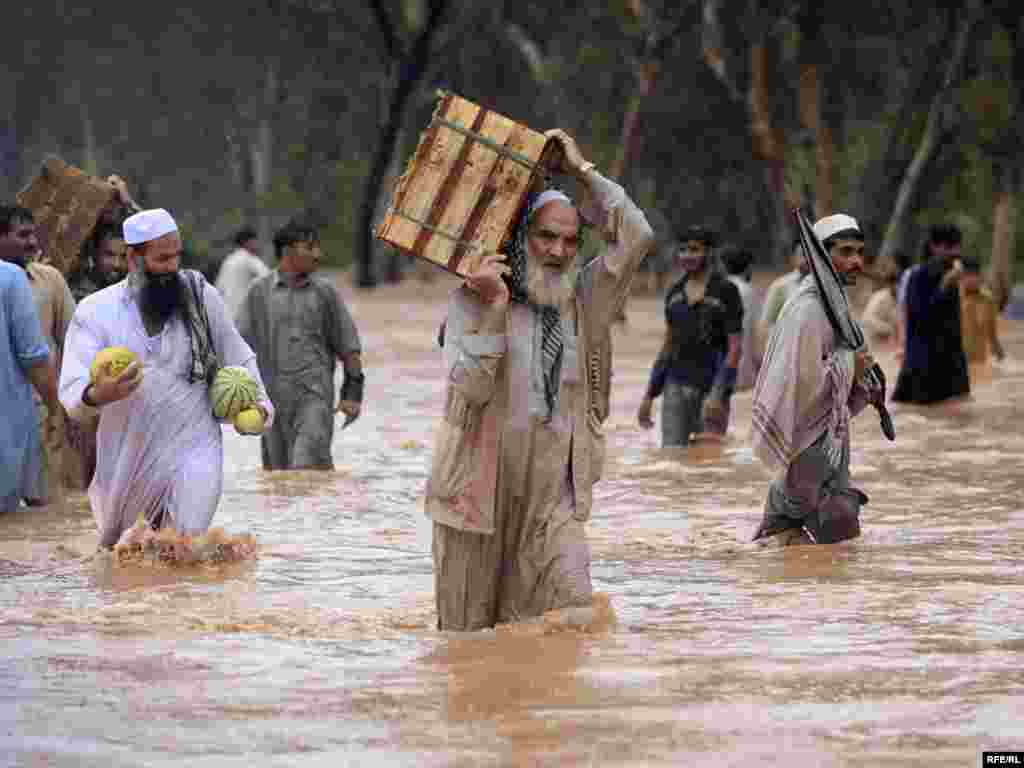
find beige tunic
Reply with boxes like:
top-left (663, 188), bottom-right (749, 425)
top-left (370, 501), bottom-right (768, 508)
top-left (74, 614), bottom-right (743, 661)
top-left (426, 171), bottom-right (654, 630)
top-left (26, 262), bottom-right (75, 503)
top-left (862, 287), bottom-right (899, 347)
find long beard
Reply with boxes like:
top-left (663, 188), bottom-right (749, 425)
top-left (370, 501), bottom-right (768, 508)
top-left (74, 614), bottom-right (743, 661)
top-left (525, 258), bottom-right (576, 312)
top-left (140, 271), bottom-right (186, 324)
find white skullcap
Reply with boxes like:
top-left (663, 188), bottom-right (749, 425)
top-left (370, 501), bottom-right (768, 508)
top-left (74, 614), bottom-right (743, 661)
top-left (123, 208), bottom-right (178, 245)
top-left (813, 213), bottom-right (862, 243)
top-left (529, 189), bottom-right (573, 217)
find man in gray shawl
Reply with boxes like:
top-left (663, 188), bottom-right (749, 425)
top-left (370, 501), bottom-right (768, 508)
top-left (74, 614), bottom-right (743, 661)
top-left (426, 129), bottom-right (654, 630)
top-left (751, 214), bottom-right (880, 545)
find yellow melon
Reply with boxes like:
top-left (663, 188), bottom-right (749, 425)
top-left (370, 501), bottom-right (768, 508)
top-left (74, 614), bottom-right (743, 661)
top-left (89, 346), bottom-right (137, 382)
top-left (233, 407), bottom-right (265, 435)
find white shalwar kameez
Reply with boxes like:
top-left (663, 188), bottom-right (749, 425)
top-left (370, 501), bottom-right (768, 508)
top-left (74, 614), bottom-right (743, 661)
top-left (59, 276), bottom-right (274, 547)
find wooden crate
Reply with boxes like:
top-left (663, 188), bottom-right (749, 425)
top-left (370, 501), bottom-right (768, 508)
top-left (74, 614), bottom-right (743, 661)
top-left (16, 156), bottom-right (116, 276)
top-left (375, 91), bottom-right (554, 277)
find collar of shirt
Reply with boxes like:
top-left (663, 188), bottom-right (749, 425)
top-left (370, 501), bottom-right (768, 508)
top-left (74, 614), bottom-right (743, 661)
top-left (670, 270), bottom-right (727, 302)
top-left (273, 269), bottom-right (312, 289)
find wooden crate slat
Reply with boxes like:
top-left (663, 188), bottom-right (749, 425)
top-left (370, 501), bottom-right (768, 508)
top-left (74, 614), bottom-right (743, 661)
top-left (381, 91), bottom-right (452, 241)
top-left (419, 111), bottom-right (518, 270)
top-left (375, 91), bottom-right (551, 278)
top-left (412, 105), bottom-right (493, 263)
top-left (378, 96), bottom-right (481, 256)
top-left (466, 124), bottom-right (548, 268)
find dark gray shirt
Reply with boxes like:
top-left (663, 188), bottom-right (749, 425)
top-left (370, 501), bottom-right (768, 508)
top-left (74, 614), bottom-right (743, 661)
top-left (236, 271), bottom-right (360, 406)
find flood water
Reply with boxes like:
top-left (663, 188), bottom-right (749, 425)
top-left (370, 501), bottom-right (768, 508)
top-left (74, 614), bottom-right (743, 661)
top-left (2, 275), bottom-right (1022, 766)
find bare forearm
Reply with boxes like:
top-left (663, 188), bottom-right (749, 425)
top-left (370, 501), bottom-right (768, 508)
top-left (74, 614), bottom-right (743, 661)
top-left (991, 333), bottom-right (1005, 360)
top-left (341, 350), bottom-right (363, 378)
top-left (27, 359), bottom-right (59, 408)
top-left (724, 334), bottom-right (741, 369)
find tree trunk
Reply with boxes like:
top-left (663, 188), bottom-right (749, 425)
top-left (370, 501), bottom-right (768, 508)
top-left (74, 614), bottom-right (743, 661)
top-left (380, 120), bottom-right (407, 284)
top-left (700, 0), bottom-right (740, 100)
top-left (251, 58), bottom-right (278, 251)
top-left (610, 61), bottom-right (657, 182)
top-left (988, 161), bottom-right (1017, 310)
top-left (876, 3), bottom-right (976, 271)
top-left (797, 1), bottom-right (830, 217)
top-left (610, 1), bottom-right (681, 183)
top-left (797, 63), bottom-right (832, 218)
top-left (986, 9), bottom-right (1023, 310)
top-left (749, 40), bottom-right (789, 264)
top-left (356, 0), bottom-right (451, 289)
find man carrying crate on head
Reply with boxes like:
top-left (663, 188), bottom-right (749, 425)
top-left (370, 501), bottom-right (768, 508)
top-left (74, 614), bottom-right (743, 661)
top-left (424, 129), bottom-right (654, 630)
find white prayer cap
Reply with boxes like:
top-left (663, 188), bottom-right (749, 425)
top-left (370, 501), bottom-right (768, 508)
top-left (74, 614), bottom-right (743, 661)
top-left (529, 189), bottom-right (573, 217)
top-left (813, 213), bottom-right (862, 243)
top-left (123, 208), bottom-right (179, 245)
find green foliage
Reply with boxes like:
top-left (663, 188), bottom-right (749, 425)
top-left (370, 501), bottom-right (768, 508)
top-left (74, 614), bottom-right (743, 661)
top-left (833, 123), bottom-right (890, 211)
top-left (914, 143), bottom-right (1023, 282)
top-left (959, 75), bottom-right (1012, 145)
top-left (581, 110), bottom-right (619, 174)
top-left (784, 142), bottom-right (814, 207)
top-left (256, 176), bottom-right (305, 214)
top-left (576, 42), bottom-right (610, 70)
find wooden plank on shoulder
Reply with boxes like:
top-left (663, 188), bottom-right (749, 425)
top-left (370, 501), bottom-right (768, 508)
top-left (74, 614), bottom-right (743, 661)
top-left (16, 156), bottom-right (115, 276)
top-left (420, 110), bottom-right (518, 273)
top-left (377, 95), bottom-right (481, 262)
top-left (467, 123), bottom-right (549, 267)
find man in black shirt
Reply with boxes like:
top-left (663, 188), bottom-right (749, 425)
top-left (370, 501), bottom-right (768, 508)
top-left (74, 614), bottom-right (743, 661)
top-left (892, 223), bottom-right (970, 404)
top-left (638, 226), bottom-right (743, 446)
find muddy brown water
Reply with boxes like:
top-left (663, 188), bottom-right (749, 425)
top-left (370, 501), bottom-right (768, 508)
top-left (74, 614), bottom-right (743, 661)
top-left (2, 275), bottom-right (1022, 766)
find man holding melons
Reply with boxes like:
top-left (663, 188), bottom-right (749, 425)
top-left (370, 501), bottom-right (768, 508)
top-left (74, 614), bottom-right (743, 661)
top-left (59, 209), bottom-right (274, 548)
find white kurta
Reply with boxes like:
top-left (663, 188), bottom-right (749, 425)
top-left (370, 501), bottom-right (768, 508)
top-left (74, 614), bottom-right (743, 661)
top-left (59, 275), bottom-right (274, 546)
top-left (215, 248), bottom-right (270, 321)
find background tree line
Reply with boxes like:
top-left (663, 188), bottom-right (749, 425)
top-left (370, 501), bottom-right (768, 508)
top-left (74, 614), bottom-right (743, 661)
top-left (2, 0), bottom-right (1021, 301)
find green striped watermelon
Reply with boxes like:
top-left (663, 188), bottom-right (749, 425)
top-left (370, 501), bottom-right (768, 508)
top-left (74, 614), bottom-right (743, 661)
top-left (210, 366), bottom-right (259, 421)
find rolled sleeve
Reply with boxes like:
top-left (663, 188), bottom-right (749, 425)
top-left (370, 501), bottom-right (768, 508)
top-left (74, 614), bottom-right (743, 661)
top-left (322, 282), bottom-right (361, 357)
top-left (578, 170), bottom-right (655, 332)
top-left (59, 311), bottom-right (103, 423)
top-left (8, 268), bottom-right (50, 368)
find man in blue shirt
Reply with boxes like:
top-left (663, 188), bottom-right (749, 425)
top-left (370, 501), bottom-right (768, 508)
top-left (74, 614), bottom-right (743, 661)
top-left (0, 253), bottom-right (59, 513)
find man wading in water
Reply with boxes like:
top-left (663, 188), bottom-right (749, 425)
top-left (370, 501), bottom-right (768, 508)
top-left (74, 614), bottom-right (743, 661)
top-left (637, 226), bottom-right (743, 444)
top-left (426, 129), bottom-right (654, 630)
top-left (751, 214), bottom-right (883, 545)
top-left (59, 209), bottom-right (274, 547)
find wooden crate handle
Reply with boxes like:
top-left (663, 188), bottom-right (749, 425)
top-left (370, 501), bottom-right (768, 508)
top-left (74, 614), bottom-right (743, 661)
top-left (434, 115), bottom-right (544, 173)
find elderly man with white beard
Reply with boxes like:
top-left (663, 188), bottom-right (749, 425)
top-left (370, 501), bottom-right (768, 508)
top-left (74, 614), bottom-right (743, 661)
top-left (425, 129), bottom-right (655, 631)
